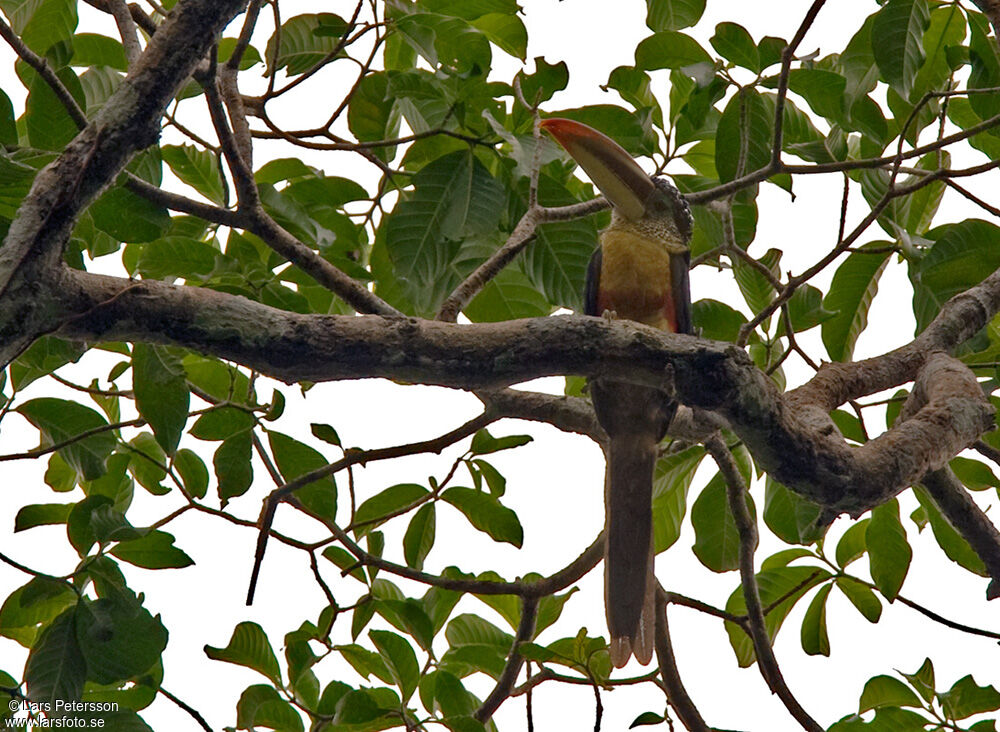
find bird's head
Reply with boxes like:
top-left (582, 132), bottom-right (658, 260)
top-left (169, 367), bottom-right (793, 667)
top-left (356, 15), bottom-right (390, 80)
top-left (540, 117), bottom-right (691, 245)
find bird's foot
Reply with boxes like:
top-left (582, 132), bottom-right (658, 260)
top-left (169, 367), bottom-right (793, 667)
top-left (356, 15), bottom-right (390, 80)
top-left (601, 309), bottom-right (619, 322)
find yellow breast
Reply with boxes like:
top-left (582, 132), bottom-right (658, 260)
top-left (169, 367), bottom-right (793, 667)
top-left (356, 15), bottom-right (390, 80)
top-left (597, 230), bottom-right (676, 331)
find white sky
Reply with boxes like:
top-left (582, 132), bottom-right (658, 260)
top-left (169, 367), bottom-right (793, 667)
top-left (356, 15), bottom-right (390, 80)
top-left (1, 2), bottom-right (999, 731)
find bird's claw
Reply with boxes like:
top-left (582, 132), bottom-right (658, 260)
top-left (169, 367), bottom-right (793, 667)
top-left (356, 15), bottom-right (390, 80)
top-left (602, 309), bottom-right (619, 322)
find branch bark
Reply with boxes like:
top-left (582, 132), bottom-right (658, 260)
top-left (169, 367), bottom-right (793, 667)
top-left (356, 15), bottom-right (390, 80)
top-left (6, 260), bottom-right (991, 518)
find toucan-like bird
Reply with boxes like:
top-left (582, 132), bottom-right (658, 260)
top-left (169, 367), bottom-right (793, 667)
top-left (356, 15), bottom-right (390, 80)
top-left (540, 118), bottom-right (693, 667)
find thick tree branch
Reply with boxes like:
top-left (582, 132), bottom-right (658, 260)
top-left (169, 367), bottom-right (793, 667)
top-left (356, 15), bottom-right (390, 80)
top-left (7, 260), bottom-right (986, 517)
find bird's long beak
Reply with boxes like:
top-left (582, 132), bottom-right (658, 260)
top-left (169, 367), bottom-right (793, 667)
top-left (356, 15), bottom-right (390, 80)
top-left (540, 118), bottom-right (655, 222)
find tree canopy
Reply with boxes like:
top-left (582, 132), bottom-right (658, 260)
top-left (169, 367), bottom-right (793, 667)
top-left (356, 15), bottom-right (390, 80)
top-left (2, 0), bottom-right (1000, 730)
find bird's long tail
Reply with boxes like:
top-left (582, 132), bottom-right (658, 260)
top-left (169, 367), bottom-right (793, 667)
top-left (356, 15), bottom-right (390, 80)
top-left (604, 431), bottom-right (657, 668)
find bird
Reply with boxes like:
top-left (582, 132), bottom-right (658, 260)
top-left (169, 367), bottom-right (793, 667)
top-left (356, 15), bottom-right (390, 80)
top-left (540, 118), bottom-right (693, 667)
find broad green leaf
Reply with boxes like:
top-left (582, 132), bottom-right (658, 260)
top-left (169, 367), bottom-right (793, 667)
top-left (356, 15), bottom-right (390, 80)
top-left (14, 503), bottom-right (74, 532)
top-left (859, 675), bottom-right (923, 712)
top-left (174, 448), bottom-right (209, 499)
top-left (0, 89), bottom-right (14, 146)
top-left (75, 591), bottom-right (168, 684)
top-left (913, 485), bottom-right (988, 576)
top-left (354, 483), bottom-right (429, 533)
top-left (464, 266), bottom-right (553, 322)
top-left (725, 566), bottom-right (830, 666)
top-left (763, 478), bottom-right (825, 545)
top-left (691, 299), bottom-right (747, 343)
top-left (205, 622), bottom-right (282, 685)
top-left (161, 145), bottom-right (226, 205)
top-left (67, 495), bottom-right (141, 556)
top-left (835, 577), bottom-right (882, 623)
top-left (338, 643), bottom-right (393, 684)
top-left (635, 31), bottom-right (712, 70)
top-left (866, 499), bottom-right (912, 600)
top-left (969, 12), bottom-right (1000, 121)
top-left (24, 608), bottom-right (85, 706)
top-left (267, 431), bottom-right (337, 523)
top-left (370, 630), bottom-right (420, 702)
top-left (645, 0), bottom-right (706, 31)
top-left (266, 13), bottom-right (348, 75)
top-left (441, 486), bottom-right (523, 547)
top-left (10, 336), bottom-right (85, 390)
top-left (90, 186), bottom-right (171, 243)
top-left (110, 530), bottom-right (194, 569)
top-left (787, 69), bottom-right (847, 122)
top-left (471, 13), bottom-right (527, 60)
top-left (516, 57), bottom-right (568, 105)
top-left (127, 432), bottom-right (169, 496)
top-left (800, 583), bottom-right (832, 656)
top-left (940, 675), bottom-right (1000, 720)
top-left (17, 398), bottom-right (116, 480)
top-left (214, 432), bottom-right (253, 505)
top-left (872, 0), bottom-right (930, 98)
top-left (132, 344), bottom-right (189, 455)
top-left (901, 657), bottom-right (936, 703)
top-left (715, 88), bottom-right (772, 182)
top-left (135, 237), bottom-right (219, 280)
top-left (236, 685), bottom-right (304, 732)
top-left (911, 220), bottom-right (1000, 334)
top-left (835, 519), bottom-right (870, 568)
top-left (403, 504), bottom-right (436, 571)
top-left (691, 473), bottom-right (751, 573)
top-left (711, 22), bottom-right (758, 71)
top-left (68, 33), bottom-right (127, 69)
top-left (385, 150), bottom-right (504, 312)
top-left (0, 578), bottom-right (77, 647)
top-left (652, 444), bottom-right (704, 552)
top-left (821, 242), bottom-right (892, 361)
top-left (24, 65), bottom-right (83, 151)
top-left (470, 428), bottom-right (532, 455)
top-left (0, 0), bottom-right (78, 56)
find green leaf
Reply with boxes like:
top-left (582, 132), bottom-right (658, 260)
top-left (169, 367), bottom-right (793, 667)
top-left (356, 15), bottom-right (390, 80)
top-left (913, 485), bottom-right (988, 576)
top-left (711, 22), bottom-right (758, 71)
top-left (821, 242), bottom-right (892, 361)
top-left (691, 473), bottom-right (751, 573)
top-left (969, 12), bottom-right (1000, 121)
top-left (174, 448), bottom-right (208, 499)
top-left (630, 711), bottom-right (666, 728)
top-left (835, 577), bottom-right (882, 623)
top-left (725, 565), bottom-right (830, 666)
top-left (787, 69), bottom-right (847, 122)
top-left (24, 65), bottom-right (83, 151)
top-left (75, 590), bottom-right (168, 684)
top-left (24, 608), bottom-right (85, 706)
top-left (950, 456), bottom-right (1000, 491)
top-left (132, 344), bottom-right (189, 455)
top-left (267, 431), bottom-right (337, 523)
top-left (0, 578), bottom-right (77, 647)
top-left (800, 583), bottom-right (832, 656)
top-left (441, 486), bottom-right (523, 547)
top-left (403, 504), bottom-right (436, 571)
top-left (266, 13), bottom-right (348, 75)
top-left (715, 88), bottom-right (772, 182)
top-left (911, 220), bottom-right (1000, 334)
top-left (901, 657), bottom-right (936, 703)
top-left (645, 0), bottom-right (706, 31)
top-left (471, 13), bottom-right (526, 60)
top-left (859, 675), bottom-right (923, 713)
top-left (90, 186), bottom-right (171, 243)
top-left (636, 30), bottom-right (712, 72)
top-left (866, 498), bottom-right (912, 600)
top-left (763, 478), bottom-right (825, 545)
top-left (370, 630), bottom-right (420, 702)
top-left (205, 621), bottom-right (282, 685)
top-left (1, 0), bottom-right (78, 56)
top-left (872, 0), bottom-right (930, 98)
top-left (18, 398), bottom-right (116, 481)
top-left (835, 519), bottom-right (870, 568)
top-left (10, 336), bottom-right (86, 390)
top-left (161, 144), bottom-right (226, 205)
top-left (14, 503), bottom-right (74, 532)
top-left (347, 72), bottom-right (401, 162)
top-left (214, 431), bottom-right (253, 506)
top-left (940, 675), bottom-right (1000, 720)
top-left (110, 530), bottom-right (194, 569)
top-left (354, 483), bottom-right (429, 532)
top-left (470, 428), bottom-right (532, 455)
top-left (464, 266), bottom-right (553, 322)
top-left (0, 88), bottom-right (14, 146)
top-left (236, 685), bottom-right (304, 732)
top-left (526, 174), bottom-right (599, 311)
top-left (135, 236), bottom-right (218, 280)
top-left (652, 443), bottom-right (704, 552)
top-left (384, 150), bottom-right (504, 311)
